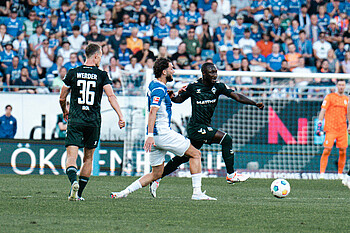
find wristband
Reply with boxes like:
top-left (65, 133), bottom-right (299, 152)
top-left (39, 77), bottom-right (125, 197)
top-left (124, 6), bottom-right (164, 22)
top-left (147, 133), bottom-right (154, 137)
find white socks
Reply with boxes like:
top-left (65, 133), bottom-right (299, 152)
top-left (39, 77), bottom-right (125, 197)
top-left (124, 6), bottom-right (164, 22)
top-left (191, 173), bottom-right (202, 195)
top-left (124, 179), bottom-right (142, 195)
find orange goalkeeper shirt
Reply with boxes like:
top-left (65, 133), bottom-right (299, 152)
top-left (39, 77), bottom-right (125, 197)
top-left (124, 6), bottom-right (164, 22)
top-left (321, 93), bottom-right (348, 132)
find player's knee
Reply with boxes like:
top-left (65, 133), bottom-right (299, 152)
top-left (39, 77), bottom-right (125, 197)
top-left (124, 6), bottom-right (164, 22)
top-left (152, 170), bottom-right (163, 180)
top-left (221, 134), bottom-right (232, 146)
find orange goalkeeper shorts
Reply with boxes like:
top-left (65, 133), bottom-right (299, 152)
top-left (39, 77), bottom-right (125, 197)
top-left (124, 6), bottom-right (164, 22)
top-left (323, 131), bottom-right (348, 148)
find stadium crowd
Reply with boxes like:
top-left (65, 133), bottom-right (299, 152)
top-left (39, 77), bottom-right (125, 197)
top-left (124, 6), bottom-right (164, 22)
top-left (0, 0), bottom-right (349, 97)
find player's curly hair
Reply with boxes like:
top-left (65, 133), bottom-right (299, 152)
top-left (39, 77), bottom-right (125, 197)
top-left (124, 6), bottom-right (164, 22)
top-left (153, 58), bottom-right (171, 78)
top-left (201, 62), bottom-right (215, 74)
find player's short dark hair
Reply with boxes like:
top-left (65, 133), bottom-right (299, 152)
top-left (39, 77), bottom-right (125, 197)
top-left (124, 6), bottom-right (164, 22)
top-left (5, 105), bottom-right (12, 110)
top-left (72, 25), bottom-right (80, 31)
top-left (201, 62), bottom-right (215, 73)
top-left (153, 58), bottom-right (171, 79)
top-left (337, 79), bottom-right (346, 83)
top-left (85, 43), bottom-right (101, 58)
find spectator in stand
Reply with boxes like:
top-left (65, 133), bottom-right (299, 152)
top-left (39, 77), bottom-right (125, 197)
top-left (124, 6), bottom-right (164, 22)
top-left (294, 4), bottom-right (310, 29)
top-left (0, 105), bottom-right (17, 139)
top-left (4, 7), bottom-right (24, 38)
top-left (151, 11), bottom-right (162, 28)
top-left (33, 0), bottom-right (51, 25)
top-left (232, 44), bottom-right (244, 70)
top-left (111, 1), bottom-right (126, 24)
top-left (0, 1), bottom-right (10, 16)
top-left (45, 16), bottom-right (63, 43)
top-left (259, 9), bottom-right (272, 33)
top-left (125, 56), bottom-right (143, 87)
top-left (27, 55), bottom-right (42, 85)
top-left (198, 0), bottom-right (214, 16)
top-left (28, 25), bottom-right (47, 54)
top-left (13, 31), bottom-right (28, 62)
top-left (137, 13), bottom-right (153, 41)
top-left (247, 46), bottom-right (267, 72)
top-left (185, 2), bottom-right (202, 27)
top-left (213, 45), bottom-right (233, 70)
top-left (63, 53), bottom-right (82, 71)
top-left (327, 0), bottom-right (343, 18)
top-left (119, 14), bottom-right (136, 38)
top-left (287, 0), bottom-right (301, 18)
top-left (0, 25), bottom-right (12, 51)
top-left (335, 41), bottom-right (346, 62)
top-left (250, 25), bottom-right (262, 43)
top-left (6, 56), bottom-right (21, 86)
top-left (37, 39), bottom-right (54, 75)
top-left (153, 16), bottom-right (171, 47)
top-left (23, 11), bottom-right (39, 38)
top-left (100, 44), bottom-right (114, 69)
top-left (51, 67), bottom-right (66, 92)
top-left (183, 28), bottom-right (200, 59)
top-left (13, 67), bottom-right (35, 94)
top-left (141, 0), bottom-right (160, 19)
top-left (90, 0), bottom-right (108, 20)
top-left (269, 16), bottom-right (286, 43)
top-left (166, 0), bottom-right (183, 27)
top-left (266, 43), bottom-right (285, 72)
top-left (318, 59), bottom-right (331, 74)
top-left (217, 0), bottom-right (230, 16)
top-left (307, 14), bottom-right (324, 44)
top-left (162, 28), bottom-right (182, 56)
top-left (279, 60), bottom-right (290, 72)
top-left (0, 42), bottom-right (17, 72)
top-left (286, 19), bottom-right (301, 44)
top-left (326, 19), bottom-right (342, 50)
top-left (174, 15), bottom-right (188, 39)
top-left (47, 56), bottom-right (64, 78)
top-left (239, 28), bottom-right (256, 56)
top-left (196, 19), bottom-right (214, 50)
top-left (334, 9), bottom-right (349, 32)
top-left (296, 30), bottom-right (314, 67)
top-left (343, 26), bottom-right (350, 47)
top-left (117, 39), bottom-right (133, 69)
top-left (135, 41), bottom-right (155, 66)
top-left (233, 14), bottom-right (245, 44)
top-left (250, 0), bottom-right (268, 22)
top-left (57, 40), bottom-right (74, 65)
top-left (269, 0), bottom-right (287, 17)
top-left (342, 51), bottom-right (350, 73)
top-left (171, 42), bottom-right (191, 69)
top-left (317, 5), bottom-right (330, 29)
top-left (201, 41), bottom-right (216, 61)
top-left (326, 49), bottom-right (340, 73)
top-left (100, 10), bottom-right (116, 39)
top-left (65, 10), bottom-right (80, 36)
top-left (127, 27), bottom-right (144, 54)
top-left (107, 56), bottom-right (122, 81)
top-left (75, 0), bottom-right (90, 26)
top-left (219, 27), bottom-right (235, 50)
top-left (48, 32), bottom-right (60, 53)
top-left (285, 43), bottom-right (301, 71)
top-left (57, 1), bottom-right (70, 29)
top-left (157, 46), bottom-right (170, 59)
top-left (225, 5), bottom-right (238, 27)
top-left (215, 19), bottom-right (229, 45)
top-left (313, 31), bottom-right (332, 68)
top-left (67, 25), bottom-right (86, 53)
top-left (129, 0), bottom-right (143, 24)
top-left (204, 1), bottom-right (223, 30)
top-left (293, 57), bottom-right (312, 74)
top-left (236, 57), bottom-right (255, 87)
top-left (86, 25), bottom-right (107, 46)
top-left (81, 15), bottom-right (97, 37)
top-left (257, 32), bottom-right (273, 57)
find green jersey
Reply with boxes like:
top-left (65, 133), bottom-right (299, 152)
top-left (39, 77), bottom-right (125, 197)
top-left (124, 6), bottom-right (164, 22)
top-left (179, 79), bottom-right (234, 126)
top-left (63, 65), bottom-right (112, 127)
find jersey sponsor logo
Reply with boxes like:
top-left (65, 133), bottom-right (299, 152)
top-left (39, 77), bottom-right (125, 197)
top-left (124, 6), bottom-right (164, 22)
top-left (196, 99), bottom-right (217, 105)
top-left (198, 128), bottom-right (206, 134)
top-left (77, 72), bottom-right (98, 80)
top-left (196, 89), bottom-right (201, 93)
top-left (207, 127), bottom-right (213, 131)
top-left (153, 96), bottom-right (160, 104)
top-left (211, 87), bottom-right (216, 94)
top-left (82, 106), bottom-right (90, 111)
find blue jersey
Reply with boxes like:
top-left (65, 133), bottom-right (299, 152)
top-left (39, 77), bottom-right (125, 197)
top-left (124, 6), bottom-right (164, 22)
top-left (33, 5), bottom-right (51, 20)
top-left (6, 65), bottom-right (22, 83)
top-left (233, 26), bottom-right (246, 44)
top-left (287, 0), bottom-right (301, 14)
top-left (117, 48), bottom-right (132, 67)
top-left (141, 0), bottom-right (160, 14)
top-left (197, 0), bottom-right (213, 11)
top-left (317, 14), bottom-right (330, 29)
top-left (28, 65), bottom-right (40, 81)
top-left (4, 18), bottom-right (23, 37)
top-left (0, 50), bottom-right (17, 67)
top-left (287, 26), bottom-right (301, 43)
top-left (251, 32), bottom-right (262, 42)
top-left (119, 22), bottom-right (136, 37)
top-left (45, 21), bottom-right (62, 34)
top-left (64, 62), bottom-right (82, 71)
top-left (166, 9), bottom-right (183, 24)
top-left (184, 11), bottom-right (201, 24)
top-left (296, 39), bottom-right (312, 55)
top-left (247, 53), bottom-right (266, 63)
top-left (251, 0), bottom-right (269, 15)
top-left (77, 11), bottom-right (89, 23)
top-left (215, 26), bottom-right (227, 42)
top-left (232, 54), bottom-right (244, 66)
top-left (335, 48), bottom-right (346, 62)
top-left (0, 115), bottom-right (17, 139)
top-left (266, 53), bottom-right (285, 71)
top-left (58, 9), bottom-right (70, 27)
top-left (269, 0), bottom-right (286, 16)
top-left (154, 25), bottom-right (170, 39)
top-left (138, 24), bottom-right (152, 41)
top-left (147, 79), bottom-right (172, 135)
top-left (104, 0), bottom-right (117, 9)
top-left (345, 2), bottom-right (350, 16)
top-left (327, 2), bottom-right (344, 16)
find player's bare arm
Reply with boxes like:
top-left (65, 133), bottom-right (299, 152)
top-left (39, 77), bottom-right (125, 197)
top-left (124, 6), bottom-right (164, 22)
top-left (229, 92), bottom-right (264, 110)
top-left (59, 84), bottom-right (71, 121)
top-left (103, 84), bottom-right (125, 129)
top-left (170, 86), bottom-right (189, 103)
top-left (347, 101), bottom-right (350, 134)
top-left (144, 106), bottom-right (158, 152)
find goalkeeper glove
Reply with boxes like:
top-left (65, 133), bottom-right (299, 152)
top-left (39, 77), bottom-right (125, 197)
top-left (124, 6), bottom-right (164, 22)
top-left (316, 120), bottom-right (324, 136)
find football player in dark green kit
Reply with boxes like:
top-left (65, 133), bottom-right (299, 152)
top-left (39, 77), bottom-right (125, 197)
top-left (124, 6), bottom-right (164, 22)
top-left (150, 62), bottom-right (264, 197)
top-left (59, 43), bottom-right (125, 201)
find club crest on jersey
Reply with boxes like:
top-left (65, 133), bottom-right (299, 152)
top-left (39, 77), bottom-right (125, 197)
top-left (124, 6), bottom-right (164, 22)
top-left (153, 96), bottom-right (160, 104)
top-left (211, 87), bottom-right (216, 94)
top-left (196, 89), bottom-right (201, 94)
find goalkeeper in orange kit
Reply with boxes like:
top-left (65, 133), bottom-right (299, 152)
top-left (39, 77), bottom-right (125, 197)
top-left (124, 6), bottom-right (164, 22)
top-left (317, 79), bottom-right (349, 179)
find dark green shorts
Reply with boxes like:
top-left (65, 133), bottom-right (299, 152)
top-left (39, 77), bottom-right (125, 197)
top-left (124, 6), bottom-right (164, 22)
top-left (187, 124), bottom-right (218, 144)
top-left (65, 123), bottom-right (100, 149)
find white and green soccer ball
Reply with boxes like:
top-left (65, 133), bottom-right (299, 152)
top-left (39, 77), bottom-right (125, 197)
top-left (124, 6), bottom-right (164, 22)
top-left (270, 179), bottom-right (290, 198)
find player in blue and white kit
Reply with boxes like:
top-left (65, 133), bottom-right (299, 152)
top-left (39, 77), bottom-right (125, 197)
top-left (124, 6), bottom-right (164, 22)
top-left (111, 58), bottom-right (216, 200)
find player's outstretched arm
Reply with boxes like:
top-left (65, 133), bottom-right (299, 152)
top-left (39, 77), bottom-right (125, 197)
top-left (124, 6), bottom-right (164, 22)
top-left (347, 102), bottom-right (350, 134)
top-left (103, 84), bottom-right (125, 129)
top-left (170, 86), bottom-right (190, 103)
top-left (229, 92), bottom-right (264, 110)
top-left (144, 106), bottom-right (158, 152)
top-left (59, 84), bottom-right (71, 121)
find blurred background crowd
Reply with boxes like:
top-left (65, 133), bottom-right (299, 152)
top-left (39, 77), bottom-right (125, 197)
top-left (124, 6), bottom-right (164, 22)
top-left (0, 0), bottom-right (349, 97)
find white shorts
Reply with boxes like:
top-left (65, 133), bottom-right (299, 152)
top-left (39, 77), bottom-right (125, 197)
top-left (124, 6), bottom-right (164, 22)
top-left (149, 130), bottom-right (191, 166)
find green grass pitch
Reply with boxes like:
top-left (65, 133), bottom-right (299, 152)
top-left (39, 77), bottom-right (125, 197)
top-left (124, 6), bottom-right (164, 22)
top-left (1, 175), bottom-right (350, 232)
